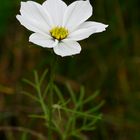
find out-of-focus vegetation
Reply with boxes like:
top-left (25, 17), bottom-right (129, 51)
top-left (0, 0), bottom-right (140, 140)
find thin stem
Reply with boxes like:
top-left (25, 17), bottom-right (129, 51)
top-left (0, 126), bottom-right (46, 140)
top-left (34, 71), bottom-right (48, 121)
top-left (48, 54), bottom-right (57, 140)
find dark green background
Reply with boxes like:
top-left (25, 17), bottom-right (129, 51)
top-left (0, 0), bottom-right (139, 140)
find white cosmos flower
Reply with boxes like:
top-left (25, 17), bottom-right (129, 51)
top-left (16, 0), bottom-right (108, 57)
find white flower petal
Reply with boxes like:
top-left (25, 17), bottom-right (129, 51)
top-left (53, 40), bottom-right (81, 57)
top-left (63, 0), bottom-right (92, 31)
top-left (43, 0), bottom-right (67, 26)
top-left (67, 21), bottom-right (108, 41)
top-left (16, 15), bottom-right (47, 36)
top-left (17, 1), bottom-right (52, 34)
top-left (29, 33), bottom-right (56, 48)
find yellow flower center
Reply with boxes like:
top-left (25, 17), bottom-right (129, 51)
top-left (50, 26), bottom-right (69, 40)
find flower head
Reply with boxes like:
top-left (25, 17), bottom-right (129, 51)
top-left (16, 0), bottom-right (108, 57)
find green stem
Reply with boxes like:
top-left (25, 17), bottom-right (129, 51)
top-left (34, 71), bottom-right (48, 121)
top-left (48, 54), bottom-right (57, 140)
top-left (37, 83), bottom-right (48, 119)
top-left (34, 54), bottom-right (57, 140)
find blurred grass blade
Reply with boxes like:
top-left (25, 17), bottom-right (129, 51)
top-left (39, 69), bottom-right (48, 86)
top-left (21, 91), bottom-right (40, 102)
top-left (61, 107), bottom-right (102, 119)
top-left (22, 78), bottom-right (36, 88)
top-left (84, 90), bottom-right (100, 104)
top-left (66, 83), bottom-right (77, 104)
top-left (54, 85), bottom-right (65, 104)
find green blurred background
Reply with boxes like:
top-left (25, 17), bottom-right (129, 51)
top-left (0, 0), bottom-right (140, 140)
